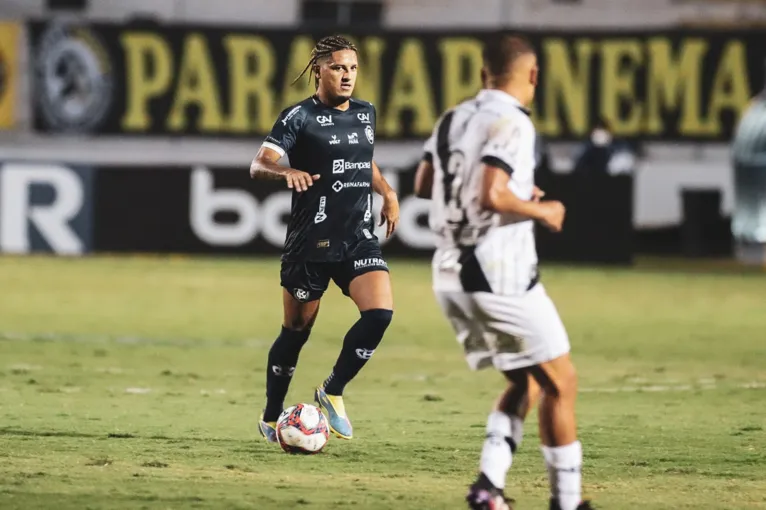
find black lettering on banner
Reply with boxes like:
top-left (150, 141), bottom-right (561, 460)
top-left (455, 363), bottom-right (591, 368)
top-left (26, 21), bottom-right (766, 141)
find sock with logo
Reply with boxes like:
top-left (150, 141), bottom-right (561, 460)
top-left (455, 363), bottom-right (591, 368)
top-left (323, 309), bottom-right (393, 396)
top-left (541, 441), bottom-right (583, 510)
top-left (477, 411), bottom-right (524, 489)
top-left (263, 327), bottom-right (312, 422)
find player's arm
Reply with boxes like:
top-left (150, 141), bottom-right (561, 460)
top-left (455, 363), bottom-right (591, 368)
top-left (250, 147), bottom-right (319, 192)
top-left (414, 131), bottom-right (437, 199)
top-left (480, 166), bottom-right (564, 232)
top-left (372, 161), bottom-right (399, 238)
top-left (479, 118), bottom-right (565, 232)
top-left (414, 155), bottom-right (434, 199)
top-left (249, 105), bottom-right (319, 192)
top-left (372, 161), bottom-right (396, 201)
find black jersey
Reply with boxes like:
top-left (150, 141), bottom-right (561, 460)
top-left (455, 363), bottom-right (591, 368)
top-left (263, 95), bottom-right (378, 262)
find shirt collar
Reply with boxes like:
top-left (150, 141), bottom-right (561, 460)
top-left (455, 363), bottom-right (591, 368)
top-left (476, 89), bottom-right (530, 116)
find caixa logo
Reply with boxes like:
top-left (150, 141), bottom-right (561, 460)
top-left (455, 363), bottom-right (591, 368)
top-left (189, 166), bottom-right (436, 250)
top-left (0, 163), bottom-right (92, 254)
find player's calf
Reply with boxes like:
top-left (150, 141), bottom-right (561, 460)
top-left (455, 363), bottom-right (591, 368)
top-left (317, 308), bottom-right (392, 439)
top-left (531, 355), bottom-right (584, 510)
top-left (470, 370), bottom-right (531, 502)
top-left (262, 326), bottom-right (312, 423)
top-left (322, 308), bottom-right (393, 396)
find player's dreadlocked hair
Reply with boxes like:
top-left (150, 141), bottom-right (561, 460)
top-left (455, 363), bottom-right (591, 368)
top-left (293, 35), bottom-right (358, 89)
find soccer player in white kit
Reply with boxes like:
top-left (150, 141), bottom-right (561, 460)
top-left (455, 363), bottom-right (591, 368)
top-left (414, 34), bottom-right (593, 510)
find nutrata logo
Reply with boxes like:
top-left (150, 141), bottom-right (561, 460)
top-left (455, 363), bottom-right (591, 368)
top-left (353, 257), bottom-right (388, 270)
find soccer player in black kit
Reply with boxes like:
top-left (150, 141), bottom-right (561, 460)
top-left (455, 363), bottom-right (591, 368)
top-left (249, 35), bottom-right (399, 441)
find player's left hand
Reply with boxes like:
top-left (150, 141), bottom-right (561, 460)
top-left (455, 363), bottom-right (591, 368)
top-left (532, 186), bottom-right (545, 202)
top-left (380, 193), bottom-right (400, 239)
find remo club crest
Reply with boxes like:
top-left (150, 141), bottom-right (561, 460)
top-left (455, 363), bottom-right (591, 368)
top-left (365, 125), bottom-right (374, 145)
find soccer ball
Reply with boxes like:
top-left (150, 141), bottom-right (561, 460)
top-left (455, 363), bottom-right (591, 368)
top-left (276, 403), bottom-right (330, 454)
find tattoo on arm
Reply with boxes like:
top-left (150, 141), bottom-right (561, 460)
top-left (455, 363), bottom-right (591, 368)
top-left (250, 148), bottom-right (289, 180)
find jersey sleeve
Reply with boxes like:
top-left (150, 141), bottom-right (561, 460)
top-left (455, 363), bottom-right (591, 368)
top-left (262, 105), bottom-right (305, 158)
top-left (480, 116), bottom-right (531, 176)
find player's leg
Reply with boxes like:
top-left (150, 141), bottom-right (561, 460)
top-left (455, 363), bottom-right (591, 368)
top-left (467, 369), bottom-right (540, 510)
top-left (469, 371), bottom-right (540, 493)
top-left (259, 263), bottom-right (329, 442)
top-left (519, 286), bottom-right (589, 510)
top-left (316, 256), bottom-right (393, 439)
top-left (326, 269), bottom-right (392, 393)
top-left (530, 355), bottom-right (593, 510)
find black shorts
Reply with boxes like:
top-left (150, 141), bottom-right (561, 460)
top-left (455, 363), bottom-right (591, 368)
top-left (280, 241), bottom-right (389, 303)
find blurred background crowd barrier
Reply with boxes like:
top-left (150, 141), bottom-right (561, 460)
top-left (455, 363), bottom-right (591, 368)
top-left (1, 0), bottom-right (765, 265)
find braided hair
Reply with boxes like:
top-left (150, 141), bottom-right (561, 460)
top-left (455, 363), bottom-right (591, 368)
top-left (293, 35), bottom-right (358, 89)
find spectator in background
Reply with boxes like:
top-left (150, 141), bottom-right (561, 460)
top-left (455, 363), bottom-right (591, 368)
top-left (572, 118), bottom-right (636, 177)
top-left (731, 63), bottom-right (766, 260)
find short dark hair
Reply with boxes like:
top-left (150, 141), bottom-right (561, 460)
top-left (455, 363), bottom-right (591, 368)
top-left (293, 35), bottom-right (358, 89)
top-left (482, 34), bottom-right (536, 81)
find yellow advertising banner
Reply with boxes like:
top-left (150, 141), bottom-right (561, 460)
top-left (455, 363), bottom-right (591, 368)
top-left (26, 21), bottom-right (766, 141)
top-left (0, 21), bottom-right (20, 129)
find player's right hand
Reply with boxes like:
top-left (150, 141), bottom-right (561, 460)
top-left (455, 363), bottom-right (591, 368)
top-left (284, 169), bottom-right (320, 192)
top-left (539, 201), bottom-right (566, 232)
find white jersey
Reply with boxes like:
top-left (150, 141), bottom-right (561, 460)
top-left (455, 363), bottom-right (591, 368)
top-left (425, 89), bottom-right (539, 296)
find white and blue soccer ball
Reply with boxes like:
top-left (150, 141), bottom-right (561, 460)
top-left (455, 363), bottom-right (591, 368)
top-left (276, 403), bottom-right (330, 454)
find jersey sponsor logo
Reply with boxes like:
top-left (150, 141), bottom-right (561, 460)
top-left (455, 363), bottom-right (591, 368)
top-left (347, 132), bottom-right (359, 144)
top-left (353, 257), bottom-right (388, 270)
top-left (365, 125), bottom-right (375, 144)
top-left (314, 196), bottom-right (327, 224)
top-left (316, 115), bottom-right (334, 127)
top-left (332, 159), bottom-right (372, 174)
top-left (357, 113), bottom-right (371, 124)
top-left (317, 239), bottom-right (330, 248)
top-left (329, 134), bottom-right (340, 145)
top-left (364, 194), bottom-right (372, 222)
top-left (332, 180), bottom-right (370, 192)
top-left (281, 105), bottom-right (301, 126)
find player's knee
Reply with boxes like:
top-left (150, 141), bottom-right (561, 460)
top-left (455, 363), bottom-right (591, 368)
top-left (533, 360), bottom-right (577, 399)
top-left (360, 308), bottom-right (393, 332)
top-left (285, 315), bottom-right (316, 332)
top-left (358, 309), bottom-right (393, 346)
top-left (284, 305), bottom-right (320, 331)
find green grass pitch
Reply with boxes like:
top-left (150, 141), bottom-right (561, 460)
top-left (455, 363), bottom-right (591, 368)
top-left (0, 255), bottom-right (765, 509)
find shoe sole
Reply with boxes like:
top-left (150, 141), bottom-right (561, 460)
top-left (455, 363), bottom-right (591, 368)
top-left (314, 390), bottom-right (353, 440)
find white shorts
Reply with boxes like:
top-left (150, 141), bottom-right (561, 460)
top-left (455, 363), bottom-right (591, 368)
top-left (435, 283), bottom-right (570, 372)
